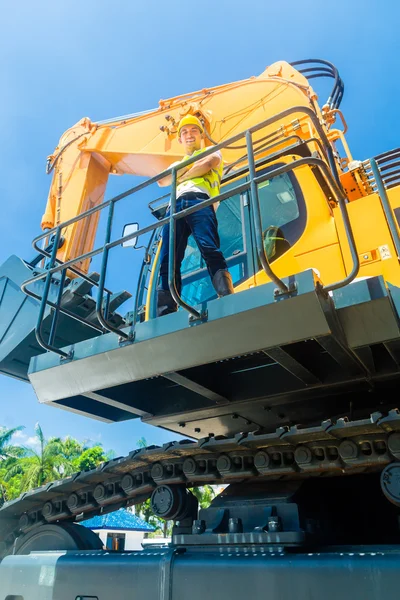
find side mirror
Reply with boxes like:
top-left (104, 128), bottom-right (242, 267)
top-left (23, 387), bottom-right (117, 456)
top-left (122, 222), bottom-right (139, 248)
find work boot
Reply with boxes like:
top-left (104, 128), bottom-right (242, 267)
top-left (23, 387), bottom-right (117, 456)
top-left (212, 269), bottom-right (234, 298)
top-left (156, 289), bottom-right (178, 317)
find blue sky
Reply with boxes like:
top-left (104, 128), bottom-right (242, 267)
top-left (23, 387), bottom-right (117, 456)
top-left (0, 0), bottom-right (399, 456)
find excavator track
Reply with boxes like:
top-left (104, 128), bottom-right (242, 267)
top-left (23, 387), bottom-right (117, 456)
top-left (1, 409), bottom-right (400, 554)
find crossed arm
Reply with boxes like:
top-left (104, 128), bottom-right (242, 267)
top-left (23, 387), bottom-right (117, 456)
top-left (157, 153), bottom-right (221, 187)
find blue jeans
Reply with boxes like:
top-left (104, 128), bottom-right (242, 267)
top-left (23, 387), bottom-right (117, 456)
top-left (159, 192), bottom-right (228, 292)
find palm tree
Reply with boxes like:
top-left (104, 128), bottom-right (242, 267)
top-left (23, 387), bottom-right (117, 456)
top-left (0, 425), bottom-right (25, 460)
top-left (6, 423), bottom-right (75, 490)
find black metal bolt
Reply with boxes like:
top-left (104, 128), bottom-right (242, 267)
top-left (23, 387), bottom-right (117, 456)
top-left (121, 474), bottom-right (134, 493)
top-left (229, 518), bottom-right (243, 534)
top-left (183, 458), bottom-right (197, 476)
top-left (94, 484), bottom-right (106, 502)
top-left (19, 514), bottom-right (30, 531)
top-left (192, 519), bottom-right (206, 534)
top-left (295, 446), bottom-right (313, 465)
top-left (42, 501), bottom-right (54, 519)
top-left (268, 516), bottom-right (281, 533)
top-left (388, 433), bottom-right (400, 456)
top-left (339, 440), bottom-right (358, 460)
top-left (217, 455), bottom-right (232, 473)
top-left (67, 493), bottom-right (80, 510)
top-left (254, 451), bottom-right (270, 470)
top-left (151, 463), bottom-right (165, 481)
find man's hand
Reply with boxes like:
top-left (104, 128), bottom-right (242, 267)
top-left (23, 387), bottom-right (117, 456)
top-left (158, 163), bottom-right (188, 187)
top-left (178, 153), bottom-right (221, 182)
top-left (158, 152), bottom-right (221, 187)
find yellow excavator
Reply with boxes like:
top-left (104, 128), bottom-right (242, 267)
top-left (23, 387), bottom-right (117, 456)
top-left (2, 59), bottom-right (400, 599)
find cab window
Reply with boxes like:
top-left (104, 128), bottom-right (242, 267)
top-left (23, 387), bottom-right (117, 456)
top-left (256, 166), bottom-right (306, 263)
top-left (181, 193), bottom-right (246, 305)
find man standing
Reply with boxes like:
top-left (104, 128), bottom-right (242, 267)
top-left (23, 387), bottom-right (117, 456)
top-left (157, 115), bottom-right (234, 317)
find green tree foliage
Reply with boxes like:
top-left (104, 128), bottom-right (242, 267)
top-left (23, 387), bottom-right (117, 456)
top-left (0, 423), bottom-right (112, 504)
top-left (74, 446), bottom-right (108, 471)
top-left (5, 423), bottom-right (76, 490)
top-left (0, 425), bottom-right (25, 460)
top-left (0, 426), bottom-right (217, 531)
top-left (0, 425), bottom-right (26, 506)
top-left (191, 485), bottom-right (216, 509)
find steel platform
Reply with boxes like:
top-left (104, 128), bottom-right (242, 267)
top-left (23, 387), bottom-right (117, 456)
top-left (26, 269), bottom-right (400, 438)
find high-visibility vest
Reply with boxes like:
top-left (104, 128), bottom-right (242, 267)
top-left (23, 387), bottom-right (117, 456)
top-left (177, 148), bottom-right (223, 198)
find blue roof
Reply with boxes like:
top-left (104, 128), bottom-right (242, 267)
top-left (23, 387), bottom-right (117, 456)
top-left (80, 508), bottom-right (155, 532)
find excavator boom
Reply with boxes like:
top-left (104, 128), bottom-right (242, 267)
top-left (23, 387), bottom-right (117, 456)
top-left (41, 61), bottom-right (319, 271)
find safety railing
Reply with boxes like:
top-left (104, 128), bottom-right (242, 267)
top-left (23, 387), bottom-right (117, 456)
top-left (369, 148), bottom-right (400, 190)
top-left (364, 158), bottom-right (400, 261)
top-left (21, 105), bottom-right (359, 359)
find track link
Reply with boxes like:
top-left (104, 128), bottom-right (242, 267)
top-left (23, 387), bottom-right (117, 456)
top-left (1, 409), bottom-right (400, 554)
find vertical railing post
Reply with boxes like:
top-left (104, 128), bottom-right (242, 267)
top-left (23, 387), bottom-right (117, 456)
top-left (48, 268), bottom-right (67, 346)
top-left (168, 167), bottom-right (179, 305)
top-left (167, 167), bottom-right (202, 319)
top-left (35, 227), bottom-right (70, 358)
top-left (96, 201), bottom-right (131, 339)
top-left (369, 159), bottom-right (400, 260)
top-left (104, 291), bottom-right (111, 323)
top-left (245, 130), bottom-right (288, 293)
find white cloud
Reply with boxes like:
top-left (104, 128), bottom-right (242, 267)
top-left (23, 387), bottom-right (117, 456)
top-left (12, 430), bottom-right (27, 441)
top-left (25, 436), bottom-right (41, 450)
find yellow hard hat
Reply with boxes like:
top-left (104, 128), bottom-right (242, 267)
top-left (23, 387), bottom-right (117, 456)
top-left (177, 115), bottom-right (204, 136)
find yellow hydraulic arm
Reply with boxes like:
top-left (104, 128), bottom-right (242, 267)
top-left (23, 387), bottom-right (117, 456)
top-left (41, 61), bottom-right (331, 275)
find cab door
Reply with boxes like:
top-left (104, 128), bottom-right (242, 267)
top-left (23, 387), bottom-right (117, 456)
top-left (179, 181), bottom-right (254, 306)
top-left (239, 158), bottom-right (347, 290)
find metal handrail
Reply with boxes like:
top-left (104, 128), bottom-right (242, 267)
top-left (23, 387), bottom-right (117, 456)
top-left (369, 159), bottom-right (400, 261)
top-left (30, 104), bottom-right (341, 255)
top-left (34, 228), bottom-right (69, 358)
top-left (369, 149), bottom-right (400, 191)
top-left (305, 158), bottom-right (359, 293)
top-left (95, 200), bottom-right (132, 339)
top-left (22, 105), bottom-right (347, 356)
top-left (132, 228), bottom-right (159, 327)
top-left (246, 130), bottom-right (288, 293)
top-left (24, 156), bottom-right (356, 358)
top-left (167, 170), bottom-right (204, 319)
